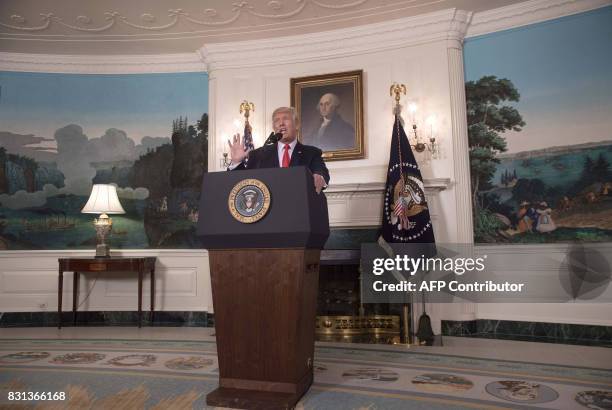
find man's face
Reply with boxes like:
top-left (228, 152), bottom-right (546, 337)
top-left (272, 110), bottom-right (298, 143)
top-left (318, 94), bottom-right (336, 118)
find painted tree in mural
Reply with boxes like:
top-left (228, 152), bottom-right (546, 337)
top-left (466, 76), bottom-right (525, 208)
top-left (197, 112), bottom-right (209, 172)
top-left (466, 76), bottom-right (525, 241)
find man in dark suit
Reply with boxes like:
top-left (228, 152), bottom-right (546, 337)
top-left (228, 106), bottom-right (329, 193)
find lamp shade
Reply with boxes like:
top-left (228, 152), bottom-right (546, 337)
top-left (81, 184), bottom-right (126, 214)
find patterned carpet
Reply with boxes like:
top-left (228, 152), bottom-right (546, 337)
top-left (0, 338), bottom-right (611, 409)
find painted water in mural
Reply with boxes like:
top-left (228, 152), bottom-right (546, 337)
top-left (485, 141), bottom-right (612, 242)
top-left (464, 7), bottom-right (612, 243)
top-left (0, 72), bottom-right (208, 250)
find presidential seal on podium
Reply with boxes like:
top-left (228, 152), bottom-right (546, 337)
top-left (228, 178), bottom-right (271, 223)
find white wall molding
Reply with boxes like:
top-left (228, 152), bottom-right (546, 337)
top-left (0, 249), bottom-right (212, 312)
top-left (0, 52), bottom-right (206, 74)
top-left (201, 9), bottom-right (472, 71)
top-left (473, 243), bottom-right (612, 325)
top-left (467, 0), bottom-right (611, 38)
top-left (447, 45), bottom-right (473, 244)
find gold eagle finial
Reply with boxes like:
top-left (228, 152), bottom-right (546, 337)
top-left (239, 100), bottom-right (255, 124)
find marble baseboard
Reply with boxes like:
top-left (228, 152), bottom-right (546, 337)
top-left (442, 319), bottom-right (612, 348)
top-left (325, 228), bottom-right (378, 250)
top-left (0, 311), bottom-right (214, 328)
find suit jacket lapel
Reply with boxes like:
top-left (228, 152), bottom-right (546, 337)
top-left (273, 143), bottom-right (281, 167)
top-left (289, 142), bottom-right (304, 167)
top-left (262, 143), bottom-right (279, 168)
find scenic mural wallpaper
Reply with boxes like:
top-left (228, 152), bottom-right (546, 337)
top-left (0, 71), bottom-right (209, 250)
top-left (464, 6), bottom-right (612, 243)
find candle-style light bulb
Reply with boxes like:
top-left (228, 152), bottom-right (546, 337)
top-left (407, 103), bottom-right (418, 125)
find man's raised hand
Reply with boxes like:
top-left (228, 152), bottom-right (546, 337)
top-left (228, 133), bottom-right (248, 165)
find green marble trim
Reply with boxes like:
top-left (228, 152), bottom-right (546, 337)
top-left (325, 228), bottom-right (379, 250)
top-left (0, 311), bottom-right (214, 328)
top-left (442, 319), bottom-right (612, 348)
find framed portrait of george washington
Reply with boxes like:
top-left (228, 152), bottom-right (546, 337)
top-left (291, 70), bottom-right (364, 161)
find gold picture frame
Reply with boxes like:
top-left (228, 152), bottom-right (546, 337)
top-left (291, 70), bottom-right (364, 161)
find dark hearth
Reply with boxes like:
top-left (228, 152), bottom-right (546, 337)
top-left (317, 249), bottom-right (401, 344)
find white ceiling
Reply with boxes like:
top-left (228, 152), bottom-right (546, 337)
top-left (0, 0), bottom-right (524, 55)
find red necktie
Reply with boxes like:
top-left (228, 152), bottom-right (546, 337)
top-left (282, 144), bottom-right (290, 168)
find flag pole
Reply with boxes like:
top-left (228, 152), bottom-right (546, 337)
top-left (389, 84), bottom-right (413, 345)
top-left (390, 83), bottom-right (407, 186)
top-left (383, 83), bottom-right (437, 346)
top-left (239, 100), bottom-right (255, 162)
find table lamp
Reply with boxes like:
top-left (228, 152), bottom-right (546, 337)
top-left (81, 184), bottom-right (126, 258)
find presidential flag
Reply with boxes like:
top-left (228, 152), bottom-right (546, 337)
top-left (381, 115), bottom-right (435, 244)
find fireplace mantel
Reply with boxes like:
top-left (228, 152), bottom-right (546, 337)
top-left (324, 178), bottom-right (450, 228)
top-left (325, 178), bottom-right (451, 196)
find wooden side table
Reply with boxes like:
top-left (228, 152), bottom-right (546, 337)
top-left (58, 257), bottom-right (156, 328)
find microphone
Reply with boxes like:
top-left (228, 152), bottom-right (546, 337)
top-left (264, 132), bottom-right (283, 145)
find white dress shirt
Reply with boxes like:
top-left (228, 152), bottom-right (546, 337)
top-left (277, 139), bottom-right (297, 166)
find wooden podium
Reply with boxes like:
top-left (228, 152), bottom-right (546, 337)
top-left (197, 167), bottom-right (329, 409)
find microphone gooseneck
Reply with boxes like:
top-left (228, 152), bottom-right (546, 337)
top-left (264, 132), bottom-right (283, 145)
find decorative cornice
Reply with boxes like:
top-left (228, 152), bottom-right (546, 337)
top-left (467, 0), bottom-right (611, 38)
top-left (0, 51), bottom-right (206, 74)
top-left (201, 8), bottom-right (472, 70)
top-left (1, 1), bottom-right (609, 57)
top-left (0, 1), bottom-right (448, 36)
top-left (2, 1), bottom-right (608, 71)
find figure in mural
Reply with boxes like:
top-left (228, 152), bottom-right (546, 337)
top-left (535, 201), bottom-right (556, 233)
top-left (188, 209), bottom-right (199, 223)
top-left (517, 201), bottom-right (532, 233)
top-left (557, 196), bottom-right (572, 212)
top-left (526, 204), bottom-right (539, 232)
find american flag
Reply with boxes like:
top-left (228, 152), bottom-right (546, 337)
top-left (242, 121), bottom-right (255, 164)
top-left (393, 197), bottom-right (404, 216)
top-left (244, 122), bottom-right (255, 152)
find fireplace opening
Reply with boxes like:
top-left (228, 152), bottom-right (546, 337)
top-left (316, 249), bottom-right (403, 344)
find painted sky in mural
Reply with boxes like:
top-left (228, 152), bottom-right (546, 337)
top-left (464, 6), bottom-right (612, 154)
top-left (0, 71), bottom-right (208, 250)
top-left (464, 6), bottom-right (612, 243)
top-left (0, 72), bottom-right (208, 148)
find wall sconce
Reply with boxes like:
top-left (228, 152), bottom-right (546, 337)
top-left (220, 152), bottom-right (231, 168)
top-left (390, 83), bottom-right (439, 159)
top-left (407, 103), bottom-right (438, 157)
top-left (220, 132), bottom-right (231, 168)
